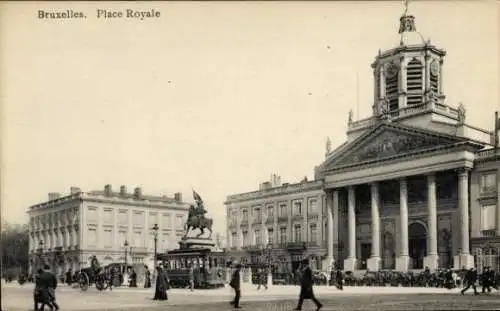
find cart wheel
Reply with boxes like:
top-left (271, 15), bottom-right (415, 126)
top-left (79, 273), bottom-right (89, 291)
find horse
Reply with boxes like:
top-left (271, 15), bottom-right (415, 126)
top-left (184, 215), bottom-right (213, 238)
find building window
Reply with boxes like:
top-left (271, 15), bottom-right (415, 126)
top-left (309, 224), bottom-right (318, 244)
top-left (161, 233), bottom-right (169, 251)
top-left (103, 229), bottom-right (113, 248)
top-left (481, 204), bottom-right (497, 232)
top-left (133, 211), bottom-right (144, 227)
top-left (231, 232), bottom-right (237, 248)
top-left (279, 204), bottom-right (287, 217)
top-left (242, 230), bottom-right (248, 247)
top-left (133, 231), bottom-right (142, 247)
top-left (87, 207), bottom-right (98, 224)
top-left (176, 215), bottom-right (184, 228)
top-left (293, 201), bottom-right (302, 216)
top-left (254, 208), bottom-right (262, 223)
top-left (87, 228), bottom-right (97, 247)
top-left (118, 231), bottom-right (126, 248)
top-left (309, 199), bottom-right (318, 214)
top-left (267, 205), bottom-right (274, 217)
top-left (267, 228), bottom-right (274, 245)
top-left (480, 173), bottom-right (497, 194)
top-left (118, 210), bottom-right (127, 225)
top-left (162, 214), bottom-right (172, 229)
top-left (242, 209), bottom-right (248, 222)
top-left (254, 229), bottom-right (261, 245)
top-left (280, 227), bottom-right (287, 244)
top-left (294, 224), bottom-right (302, 242)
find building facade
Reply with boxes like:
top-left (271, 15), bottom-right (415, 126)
top-left (226, 175), bottom-right (327, 272)
top-left (225, 10), bottom-right (500, 272)
top-left (27, 185), bottom-right (190, 276)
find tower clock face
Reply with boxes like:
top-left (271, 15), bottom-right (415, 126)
top-left (385, 63), bottom-right (399, 78)
top-left (430, 60), bottom-right (440, 76)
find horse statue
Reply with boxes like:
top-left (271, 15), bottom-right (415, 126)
top-left (184, 204), bottom-right (214, 238)
top-left (184, 190), bottom-right (214, 238)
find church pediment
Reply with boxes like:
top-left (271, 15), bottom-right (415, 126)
top-left (322, 123), bottom-right (466, 170)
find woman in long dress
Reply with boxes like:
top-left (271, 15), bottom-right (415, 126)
top-left (153, 266), bottom-right (168, 301)
top-left (144, 267), bottom-right (151, 288)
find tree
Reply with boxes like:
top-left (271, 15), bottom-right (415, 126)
top-left (1, 222), bottom-right (29, 277)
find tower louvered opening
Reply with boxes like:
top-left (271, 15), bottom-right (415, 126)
top-left (406, 59), bottom-right (423, 106)
top-left (430, 72), bottom-right (439, 94)
top-left (385, 73), bottom-right (399, 112)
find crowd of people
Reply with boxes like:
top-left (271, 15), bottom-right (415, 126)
top-left (14, 262), bottom-right (498, 311)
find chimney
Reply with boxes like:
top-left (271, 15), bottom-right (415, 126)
top-left (104, 184), bottom-right (112, 196)
top-left (174, 192), bottom-right (182, 202)
top-left (120, 185), bottom-right (127, 196)
top-left (70, 187), bottom-right (81, 194)
top-left (48, 192), bottom-right (60, 201)
top-left (134, 187), bottom-right (142, 199)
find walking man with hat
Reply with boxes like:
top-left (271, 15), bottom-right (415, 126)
top-left (294, 258), bottom-right (323, 311)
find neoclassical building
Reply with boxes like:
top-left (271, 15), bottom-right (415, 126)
top-left (225, 10), bottom-right (500, 272)
top-left (27, 185), bottom-right (190, 276)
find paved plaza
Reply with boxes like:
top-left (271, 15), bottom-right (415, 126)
top-left (2, 283), bottom-right (500, 311)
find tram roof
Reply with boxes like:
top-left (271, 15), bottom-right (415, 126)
top-left (158, 248), bottom-right (227, 258)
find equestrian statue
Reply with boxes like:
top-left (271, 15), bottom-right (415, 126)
top-left (184, 190), bottom-right (214, 238)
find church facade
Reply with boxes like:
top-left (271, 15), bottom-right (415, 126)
top-left (225, 11), bottom-right (500, 272)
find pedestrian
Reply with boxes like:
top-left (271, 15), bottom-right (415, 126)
top-left (229, 263), bottom-right (242, 309)
top-left (257, 268), bottom-right (268, 290)
top-left (129, 268), bottom-right (137, 288)
top-left (461, 267), bottom-right (479, 295)
top-left (481, 266), bottom-right (491, 293)
top-left (294, 259), bottom-right (323, 311)
top-left (187, 264), bottom-right (194, 291)
top-left (153, 266), bottom-right (168, 301)
top-left (65, 268), bottom-right (73, 286)
top-left (144, 266), bottom-right (151, 289)
top-left (335, 266), bottom-right (344, 291)
top-left (36, 265), bottom-right (60, 311)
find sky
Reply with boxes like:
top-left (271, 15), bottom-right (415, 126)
top-left (1, 1), bottom-right (498, 234)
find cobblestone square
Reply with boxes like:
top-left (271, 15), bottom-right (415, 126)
top-left (2, 284), bottom-right (500, 311)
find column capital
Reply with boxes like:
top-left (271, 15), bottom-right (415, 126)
top-left (456, 167), bottom-right (471, 178)
top-left (426, 172), bottom-right (436, 182)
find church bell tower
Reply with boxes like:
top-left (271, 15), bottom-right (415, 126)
top-left (371, 1), bottom-right (446, 118)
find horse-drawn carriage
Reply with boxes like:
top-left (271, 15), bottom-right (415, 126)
top-left (76, 255), bottom-right (111, 291)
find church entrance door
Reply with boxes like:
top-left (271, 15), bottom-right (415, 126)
top-left (409, 222), bottom-right (427, 269)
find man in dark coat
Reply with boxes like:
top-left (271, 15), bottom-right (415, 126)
top-left (229, 263), bottom-right (242, 309)
top-left (481, 266), bottom-right (491, 293)
top-left (36, 265), bottom-right (60, 311)
top-left (461, 267), bottom-right (479, 295)
top-left (335, 266), bottom-right (344, 291)
top-left (294, 259), bottom-right (323, 311)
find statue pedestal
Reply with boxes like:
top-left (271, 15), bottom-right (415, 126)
top-left (179, 236), bottom-right (216, 250)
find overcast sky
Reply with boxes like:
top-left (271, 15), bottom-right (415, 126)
top-left (1, 1), bottom-right (498, 234)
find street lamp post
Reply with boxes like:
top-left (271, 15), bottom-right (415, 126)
top-left (152, 224), bottom-right (159, 283)
top-left (124, 240), bottom-right (129, 269)
top-left (39, 240), bottom-right (45, 269)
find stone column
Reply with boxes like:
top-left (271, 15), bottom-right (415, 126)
top-left (454, 168), bottom-right (474, 269)
top-left (326, 191), bottom-right (334, 264)
top-left (424, 173), bottom-right (439, 270)
top-left (396, 178), bottom-right (410, 271)
top-left (344, 186), bottom-right (357, 271)
top-left (367, 183), bottom-right (381, 271)
top-left (496, 174), bottom-right (500, 236)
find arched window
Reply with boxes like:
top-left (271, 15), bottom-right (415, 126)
top-left (407, 58), bottom-right (423, 106)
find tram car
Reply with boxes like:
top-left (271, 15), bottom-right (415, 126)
top-left (157, 248), bottom-right (227, 289)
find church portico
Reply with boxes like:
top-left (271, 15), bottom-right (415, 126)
top-left (323, 167), bottom-right (475, 272)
